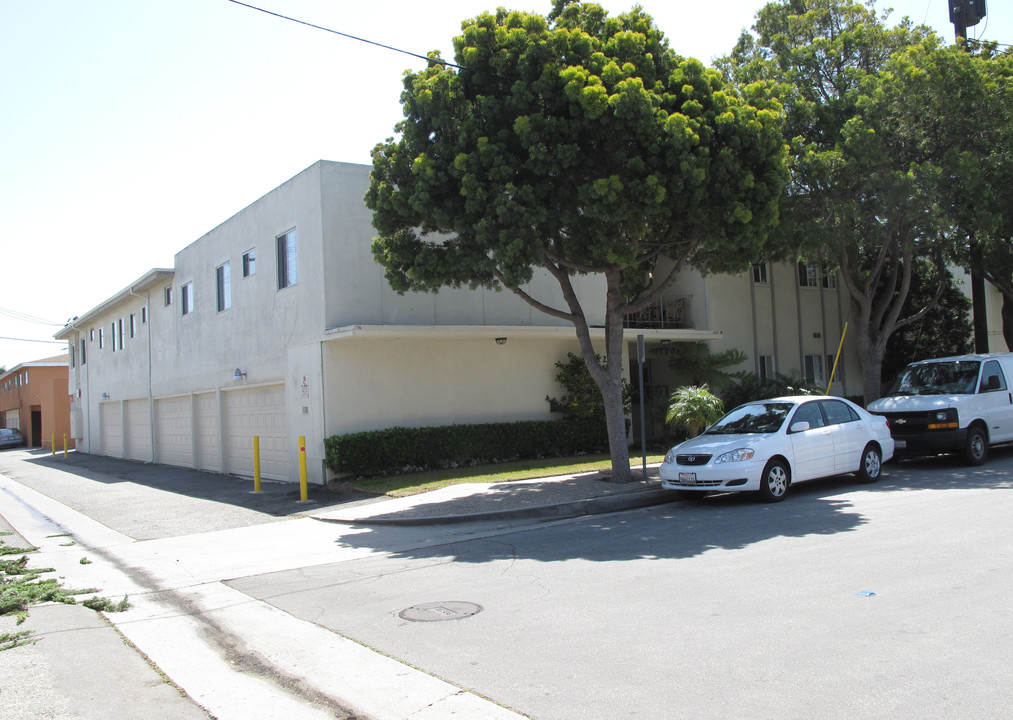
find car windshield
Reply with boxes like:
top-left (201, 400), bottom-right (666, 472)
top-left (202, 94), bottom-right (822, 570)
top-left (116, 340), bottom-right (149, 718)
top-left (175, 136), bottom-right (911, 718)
top-left (704, 402), bottom-right (794, 435)
top-left (888, 361), bottom-right (980, 395)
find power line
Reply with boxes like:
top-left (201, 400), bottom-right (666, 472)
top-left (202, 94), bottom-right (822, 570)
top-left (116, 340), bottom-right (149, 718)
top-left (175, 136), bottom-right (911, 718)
top-left (224, 0), bottom-right (467, 70)
top-left (0, 336), bottom-right (65, 345)
top-left (0, 306), bottom-right (64, 326)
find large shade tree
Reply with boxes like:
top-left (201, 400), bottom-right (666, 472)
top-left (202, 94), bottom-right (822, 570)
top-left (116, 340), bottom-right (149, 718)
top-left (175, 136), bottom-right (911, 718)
top-left (724, 0), bottom-right (963, 402)
top-left (366, 1), bottom-right (788, 481)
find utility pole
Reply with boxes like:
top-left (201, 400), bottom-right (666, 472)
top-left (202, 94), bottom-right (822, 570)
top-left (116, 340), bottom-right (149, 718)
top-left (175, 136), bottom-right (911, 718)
top-left (950, 0), bottom-right (990, 350)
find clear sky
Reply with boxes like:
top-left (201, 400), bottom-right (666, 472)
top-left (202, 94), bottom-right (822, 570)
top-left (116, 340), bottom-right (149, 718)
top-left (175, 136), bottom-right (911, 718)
top-left (1, 0), bottom-right (1008, 370)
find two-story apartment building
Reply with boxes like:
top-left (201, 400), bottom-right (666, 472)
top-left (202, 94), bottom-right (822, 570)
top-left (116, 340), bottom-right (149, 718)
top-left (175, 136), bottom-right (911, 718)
top-left (55, 159), bottom-right (891, 485)
top-left (0, 355), bottom-right (74, 450)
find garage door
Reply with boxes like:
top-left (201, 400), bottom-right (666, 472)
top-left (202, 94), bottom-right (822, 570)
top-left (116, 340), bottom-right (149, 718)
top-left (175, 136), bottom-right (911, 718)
top-left (100, 402), bottom-right (122, 458)
top-left (195, 392), bottom-right (221, 472)
top-left (223, 385), bottom-right (288, 481)
top-left (124, 399), bottom-right (151, 462)
top-left (155, 396), bottom-right (193, 468)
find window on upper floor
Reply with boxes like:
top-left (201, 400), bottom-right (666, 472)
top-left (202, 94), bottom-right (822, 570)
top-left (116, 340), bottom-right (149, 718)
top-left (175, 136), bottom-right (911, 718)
top-left (141, 306), bottom-right (148, 324)
top-left (111, 322), bottom-right (117, 352)
top-left (89, 329), bottom-right (94, 341)
top-left (243, 248), bottom-right (256, 278)
top-left (277, 230), bottom-right (297, 289)
top-left (181, 282), bottom-right (194, 316)
top-left (752, 263), bottom-right (768, 285)
top-left (81, 339), bottom-right (86, 365)
top-left (98, 327), bottom-right (104, 349)
top-left (798, 262), bottom-right (837, 289)
top-left (117, 318), bottom-right (124, 349)
top-left (758, 355), bottom-right (774, 381)
top-left (216, 262), bottom-right (232, 312)
top-left (164, 286), bottom-right (173, 306)
top-left (69, 345), bottom-right (75, 369)
top-left (129, 314), bottom-right (137, 338)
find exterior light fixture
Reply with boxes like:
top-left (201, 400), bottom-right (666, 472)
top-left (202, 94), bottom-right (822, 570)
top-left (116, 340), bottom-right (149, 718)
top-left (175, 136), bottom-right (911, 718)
top-left (495, 337), bottom-right (508, 345)
top-left (100, 393), bottom-right (110, 401)
top-left (233, 368), bottom-right (246, 381)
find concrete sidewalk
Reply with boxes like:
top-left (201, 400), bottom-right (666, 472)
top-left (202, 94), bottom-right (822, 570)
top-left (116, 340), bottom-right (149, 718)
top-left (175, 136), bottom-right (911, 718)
top-left (0, 449), bottom-right (675, 720)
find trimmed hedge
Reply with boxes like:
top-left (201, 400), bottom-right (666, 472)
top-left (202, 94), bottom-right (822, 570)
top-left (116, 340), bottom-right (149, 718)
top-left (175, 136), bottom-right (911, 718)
top-left (324, 417), bottom-right (609, 477)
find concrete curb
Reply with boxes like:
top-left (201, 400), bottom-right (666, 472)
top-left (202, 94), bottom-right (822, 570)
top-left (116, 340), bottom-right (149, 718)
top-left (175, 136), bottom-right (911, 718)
top-left (312, 488), bottom-right (675, 526)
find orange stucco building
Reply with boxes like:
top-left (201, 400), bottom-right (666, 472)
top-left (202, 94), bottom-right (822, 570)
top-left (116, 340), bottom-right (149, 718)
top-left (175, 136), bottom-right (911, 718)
top-left (0, 354), bottom-right (75, 450)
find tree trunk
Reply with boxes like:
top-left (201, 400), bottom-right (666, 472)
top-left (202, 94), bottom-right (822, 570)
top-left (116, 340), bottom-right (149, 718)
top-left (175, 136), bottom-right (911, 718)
top-left (1002, 293), bottom-right (1013, 352)
top-left (852, 309), bottom-right (887, 405)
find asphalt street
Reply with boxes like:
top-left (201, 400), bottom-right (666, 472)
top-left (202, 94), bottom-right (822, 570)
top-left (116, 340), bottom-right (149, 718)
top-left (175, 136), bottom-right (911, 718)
top-left (1, 447), bottom-right (1012, 719)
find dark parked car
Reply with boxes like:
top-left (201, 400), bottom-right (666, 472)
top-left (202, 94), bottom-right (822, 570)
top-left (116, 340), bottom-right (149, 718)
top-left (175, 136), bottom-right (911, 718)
top-left (0, 428), bottom-right (25, 449)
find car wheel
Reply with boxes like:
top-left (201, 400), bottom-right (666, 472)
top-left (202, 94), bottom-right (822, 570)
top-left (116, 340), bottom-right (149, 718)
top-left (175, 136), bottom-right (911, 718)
top-left (962, 425), bottom-right (988, 466)
top-left (855, 444), bottom-right (881, 483)
top-left (758, 459), bottom-right (789, 503)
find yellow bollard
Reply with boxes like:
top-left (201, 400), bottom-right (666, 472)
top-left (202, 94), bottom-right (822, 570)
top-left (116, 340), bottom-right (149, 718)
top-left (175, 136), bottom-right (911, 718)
top-left (252, 436), bottom-right (262, 493)
top-left (298, 436), bottom-right (308, 502)
top-left (51, 433), bottom-right (56, 456)
top-left (63, 434), bottom-right (68, 458)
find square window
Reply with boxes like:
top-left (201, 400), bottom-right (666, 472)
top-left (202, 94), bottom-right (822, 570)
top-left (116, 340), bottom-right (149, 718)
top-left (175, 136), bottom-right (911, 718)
top-left (216, 262), bottom-right (231, 312)
top-left (243, 249), bottom-right (256, 277)
top-left (181, 282), bottom-right (194, 316)
top-left (277, 231), bottom-right (297, 289)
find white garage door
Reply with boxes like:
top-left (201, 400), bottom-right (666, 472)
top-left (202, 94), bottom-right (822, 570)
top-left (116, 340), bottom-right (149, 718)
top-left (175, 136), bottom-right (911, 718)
top-left (100, 402), bottom-right (122, 458)
top-left (155, 396), bottom-right (193, 468)
top-left (195, 392), bottom-right (221, 472)
top-left (224, 385), bottom-right (288, 481)
top-left (124, 399), bottom-right (151, 462)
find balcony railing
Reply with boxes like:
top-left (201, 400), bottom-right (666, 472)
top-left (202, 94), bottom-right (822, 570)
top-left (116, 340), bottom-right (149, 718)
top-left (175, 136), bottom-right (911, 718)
top-left (623, 295), bottom-right (693, 330)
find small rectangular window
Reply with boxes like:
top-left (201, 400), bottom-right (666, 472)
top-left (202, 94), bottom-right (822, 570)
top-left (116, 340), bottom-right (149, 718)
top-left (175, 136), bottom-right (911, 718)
top-left (216, 262), bottom-right (232, 312)
top-left (89, 329), bottom-right (95, 341)
top-left (129, 314), bottom-right (137, 338)
top-left (181, 282), bottom-right (193, 316)
top-left (752, 263), bottom-right (768, 285)
top-left (804, 354), bottom-right (826, 386)
top-left (798, 263), bottom-right (820, 288)
top-left (243, 249), bottom-right (256, 277)
top-left (759, 355), bottom-right (774, 381)
top-left (81, 339), bottom-right (86, 365)
top-left (70, 345), bottom-right (75, 369)
top-left (277, 230), bottom-right (297, 289)
top-left (98, 327), bottom-right (104, 349)
top-left (165, 286), bottom-right (173, 306)
top-left (117, 318), bottom-right (124, 350)
top-left (141, 306), bottom-right (148, 324)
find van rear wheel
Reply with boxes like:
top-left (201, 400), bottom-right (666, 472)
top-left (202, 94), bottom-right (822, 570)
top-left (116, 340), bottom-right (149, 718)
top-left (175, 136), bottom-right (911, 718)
top-left (962, 425), bottom-right (988, 466)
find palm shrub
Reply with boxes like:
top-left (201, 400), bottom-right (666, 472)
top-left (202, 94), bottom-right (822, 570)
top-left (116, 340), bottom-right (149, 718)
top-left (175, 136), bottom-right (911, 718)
top-left (666, 386), bottom-right (724, 438)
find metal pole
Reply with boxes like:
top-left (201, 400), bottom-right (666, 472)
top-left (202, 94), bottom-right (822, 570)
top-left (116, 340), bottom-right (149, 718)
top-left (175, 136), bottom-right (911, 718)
top-left (252, 435), bottom-right (262, 493)
top-left (298, 436), bottom-right (308, 501)
top-left (637, 334), bottom-right (647, 478)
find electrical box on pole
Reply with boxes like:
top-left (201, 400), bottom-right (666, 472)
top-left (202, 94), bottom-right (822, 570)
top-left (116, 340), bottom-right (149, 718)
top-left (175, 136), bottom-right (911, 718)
top-left (950, 0), bottom-right (987, 39)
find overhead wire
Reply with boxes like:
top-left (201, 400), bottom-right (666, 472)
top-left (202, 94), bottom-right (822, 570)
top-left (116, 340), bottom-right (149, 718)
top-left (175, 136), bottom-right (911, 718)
top-left (0, 306), bottom-right (64, 326)
top-left (223, 0), bottom-right (467, 70)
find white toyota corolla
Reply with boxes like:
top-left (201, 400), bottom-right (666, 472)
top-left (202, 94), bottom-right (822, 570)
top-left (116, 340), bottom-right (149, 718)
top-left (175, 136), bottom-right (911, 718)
top-left (660, 396), bottom-right (894, 502)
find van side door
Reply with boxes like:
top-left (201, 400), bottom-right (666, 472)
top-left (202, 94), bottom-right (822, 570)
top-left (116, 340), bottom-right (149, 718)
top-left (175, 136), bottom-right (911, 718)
top-left (979, 359), bottom-right (1013, 443)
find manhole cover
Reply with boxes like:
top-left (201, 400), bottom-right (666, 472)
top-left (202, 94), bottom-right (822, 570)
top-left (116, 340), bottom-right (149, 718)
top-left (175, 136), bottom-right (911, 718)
top-left (399, 601), bottom-right (483, 622)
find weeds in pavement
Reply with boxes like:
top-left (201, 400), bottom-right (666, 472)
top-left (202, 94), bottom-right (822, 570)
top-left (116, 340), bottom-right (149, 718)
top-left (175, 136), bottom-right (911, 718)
top-left (0, 534), bottom-right (131, 651)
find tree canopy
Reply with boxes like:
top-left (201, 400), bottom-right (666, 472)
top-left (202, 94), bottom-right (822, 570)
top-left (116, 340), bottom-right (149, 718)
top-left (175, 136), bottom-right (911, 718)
top-left (367, 1), bottom-right (788, 480)
top-left (724, 0), bottom-right (975, 402)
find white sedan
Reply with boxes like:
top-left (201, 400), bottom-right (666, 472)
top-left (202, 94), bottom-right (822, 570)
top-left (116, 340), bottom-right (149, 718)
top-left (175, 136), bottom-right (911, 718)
top-left (660, 396), bottom-right (894, 502)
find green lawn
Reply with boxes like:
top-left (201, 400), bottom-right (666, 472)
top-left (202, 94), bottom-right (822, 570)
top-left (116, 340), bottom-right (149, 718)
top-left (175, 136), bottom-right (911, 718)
top-left (348, 454), bottom-right (666, 497)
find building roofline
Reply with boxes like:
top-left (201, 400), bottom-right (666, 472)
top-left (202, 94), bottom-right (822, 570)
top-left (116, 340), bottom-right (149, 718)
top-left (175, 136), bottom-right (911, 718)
top-left (1, 354), bottom-right (69, 380)
top-left (55, 268), bottom-right (174, 339)
top-left (323, 324), bottom-right (723, 343)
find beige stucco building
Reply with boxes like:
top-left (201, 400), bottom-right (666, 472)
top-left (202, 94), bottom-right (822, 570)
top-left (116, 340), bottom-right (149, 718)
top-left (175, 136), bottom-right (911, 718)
top-left (57, 159), bottom-right (988, 485)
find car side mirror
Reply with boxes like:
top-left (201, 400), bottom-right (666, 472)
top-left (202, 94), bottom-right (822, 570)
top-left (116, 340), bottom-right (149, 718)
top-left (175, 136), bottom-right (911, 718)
top-left (790, 421), bottom-right (811, 433)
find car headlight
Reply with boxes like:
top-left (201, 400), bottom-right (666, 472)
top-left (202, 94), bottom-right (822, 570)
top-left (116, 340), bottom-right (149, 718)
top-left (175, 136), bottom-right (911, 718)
top-left (664, 448), bottom-right (678, 464)
top-left (929, 408), bottom-right (958, 430)
top-left (715, 448), bottom-right (755, 464)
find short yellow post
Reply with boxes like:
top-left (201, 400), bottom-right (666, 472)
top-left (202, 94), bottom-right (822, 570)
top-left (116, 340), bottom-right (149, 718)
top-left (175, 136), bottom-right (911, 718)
top-left (51, 433), bottom-right (56, 456)
top-left (63, 434), bottom-right (68, 458)
top-left (252, 436), bottom-right (262, 493)
top-left (298, 436), bottom-right (308, 502)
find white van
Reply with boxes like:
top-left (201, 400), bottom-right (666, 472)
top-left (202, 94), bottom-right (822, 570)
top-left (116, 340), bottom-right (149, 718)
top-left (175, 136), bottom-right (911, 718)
top-left (867, 353), bottom-right (1013, 466)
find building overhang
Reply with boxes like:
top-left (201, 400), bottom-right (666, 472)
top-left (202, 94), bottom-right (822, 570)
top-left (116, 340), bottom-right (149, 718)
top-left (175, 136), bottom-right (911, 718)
top-left (55, 268), bottom-right (174, 340)
top-left (323, 324), bottom-right (723, 343)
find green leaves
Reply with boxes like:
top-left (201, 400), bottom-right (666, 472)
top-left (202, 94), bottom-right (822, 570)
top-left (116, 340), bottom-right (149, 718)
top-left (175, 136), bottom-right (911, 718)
top-left (366, 2), bottom-right (787, 297)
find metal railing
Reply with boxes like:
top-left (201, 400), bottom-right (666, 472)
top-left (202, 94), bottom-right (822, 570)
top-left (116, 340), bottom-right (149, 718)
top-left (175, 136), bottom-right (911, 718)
top-left (623, 295), bottom-right (692, 329)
